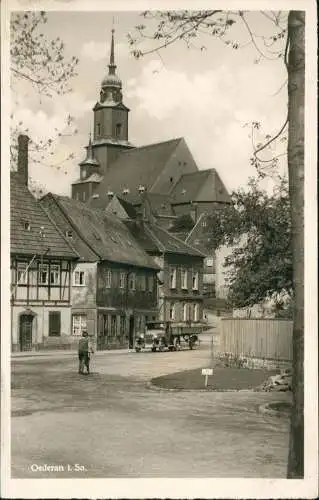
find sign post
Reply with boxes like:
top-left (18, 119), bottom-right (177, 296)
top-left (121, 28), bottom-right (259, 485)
top-left (202, 368), bottom-right (213, 387)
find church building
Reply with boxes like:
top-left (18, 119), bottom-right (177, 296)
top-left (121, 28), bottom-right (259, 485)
top-left (72, 29), bottom-right (231, 222)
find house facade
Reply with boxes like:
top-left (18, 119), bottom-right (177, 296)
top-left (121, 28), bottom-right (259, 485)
top-left (10, 136), bottom-right (79, 352)
top-left (124, 203), bottom-right (206, 329)
top-left (40, 194), bottom-right (159, 350)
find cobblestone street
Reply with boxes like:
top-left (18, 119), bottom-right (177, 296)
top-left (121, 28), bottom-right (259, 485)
top-left (11, 334), bottom-right (291, 478)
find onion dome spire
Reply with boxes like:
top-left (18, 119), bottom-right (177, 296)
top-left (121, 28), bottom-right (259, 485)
top-left (100, 28), bottom-right (122, 103)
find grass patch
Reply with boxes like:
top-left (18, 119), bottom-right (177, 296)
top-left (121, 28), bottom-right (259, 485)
top-left (151, 366), bottom-right (278, 391)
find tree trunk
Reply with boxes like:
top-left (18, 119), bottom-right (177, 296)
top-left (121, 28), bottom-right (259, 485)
top-left (286, 10), bottom-right (305, 479)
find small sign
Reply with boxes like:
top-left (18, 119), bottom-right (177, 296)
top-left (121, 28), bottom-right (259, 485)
top-left (202, 368), bottom-right (213, 376)
top-left (202, 368), bottom-right (213, 387)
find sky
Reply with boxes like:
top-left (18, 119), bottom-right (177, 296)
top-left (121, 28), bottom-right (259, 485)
top-left (10, 8), bottom-right (289, 196)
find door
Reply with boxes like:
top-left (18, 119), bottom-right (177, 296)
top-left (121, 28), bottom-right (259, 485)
top-left (48, 311), bottom-right (61, 337)
top-left (128, 315), bottom-right (134, 349)
top-left (19, 314), bottom-right (33, 351)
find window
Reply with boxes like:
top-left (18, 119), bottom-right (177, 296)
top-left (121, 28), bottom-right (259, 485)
top-left (202, 220), bottom-right (207, 228)
top-left (50, 265), bottom-right (60, 285)
top-left (22, 221), bottom-right (30, 231)
top-left (75, 192), bottom-right (79, 201)
top-left (115, 123), bottom-right (122, 137)
top-left (38, 264), bottom-right (48, 285)
top-left (97, 123), bottom-right (101, 136)
top-left (72, 314), bottom-right (87, 336)
top-left (192, 271), bottom-right (199, 290)
top-left (140, 275), bottom-right (146, 291)
top-left (183, 303), bottom-right (188, 322)
top-left (119, 272), bottom-right (126, 289)
top-left (169, 303), bottom-right (176, 321)
top-left (129, 273), bottom-right (136, 291)
top-left (65, 230), bottom-right (73, 239)
top-left (148, 275), bottom-right (154, 292)
top-left (17, 263), bottom-right (27, 285)
top-left (193, 303), bottom-right (199, 322)
top-left (106, 270), bottom-right (112, 288)
top-left (83, 191), bottom-right (86, 201)
top-left (206, 258), bottom-right (214, 267)
top-left (169, 268), bottom-right (177, 289)
top-left (181, 268), bottom-right (188, 290)
top-left (81, 168), bottom-right (86, 180)
top-left (73, 270), bottom-right (86, 286)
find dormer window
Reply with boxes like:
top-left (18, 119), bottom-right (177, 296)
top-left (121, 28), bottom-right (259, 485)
top-left (22, 221), bottom-right (31, 231)
top-left (65, 230), bottom-right (73, 239)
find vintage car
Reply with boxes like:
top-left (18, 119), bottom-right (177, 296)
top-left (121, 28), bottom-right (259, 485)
top-left (134, 321), bottom-right (204, 352)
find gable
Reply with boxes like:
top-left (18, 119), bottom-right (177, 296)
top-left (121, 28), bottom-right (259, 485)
top-left (195, 170), bottom-right (231, 203)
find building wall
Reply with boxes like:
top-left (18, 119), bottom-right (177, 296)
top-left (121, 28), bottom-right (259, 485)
top-left (215, 244), bottom-right (234, 299)
top-left (161, 253), bottom-right (204, 323)
top-left (11, 304), bottom-right (73, 352)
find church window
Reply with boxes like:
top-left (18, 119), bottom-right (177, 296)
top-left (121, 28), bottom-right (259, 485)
top-left (81, 168), bottom-right (86, 180)
top-left (97, 123), bottom-right (101, 136)
top-left (115, 123), bottom-right (122, 137)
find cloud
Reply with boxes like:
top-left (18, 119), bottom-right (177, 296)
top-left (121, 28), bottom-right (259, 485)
top-left (81, 40), bottom-right (109, 62)
top-left (126, 58), bottom-right (287, 191)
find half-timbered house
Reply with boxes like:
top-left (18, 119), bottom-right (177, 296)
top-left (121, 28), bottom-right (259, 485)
top-left (10, 136), bottom-right (79, 352)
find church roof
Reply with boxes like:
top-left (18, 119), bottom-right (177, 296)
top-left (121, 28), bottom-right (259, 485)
top-left (169, 168), bottom-right (231, 205)
top-left (10, 173), bottom-right (78, 259)
top-left (93, 137), bottom-right (184, 206)
top-left (42, 194), bottom-right (159, 270)
top-left (72, 173), bottom-right (103, 185)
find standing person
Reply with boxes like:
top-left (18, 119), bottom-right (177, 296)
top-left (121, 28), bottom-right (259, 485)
top-left (78, 331), bottom-right (94, 375)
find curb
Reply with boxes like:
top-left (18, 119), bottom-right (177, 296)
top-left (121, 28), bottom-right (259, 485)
top-left (258, 402), bottom-right (292, 417)
top-left (146, 381), bottom-right (254, 393)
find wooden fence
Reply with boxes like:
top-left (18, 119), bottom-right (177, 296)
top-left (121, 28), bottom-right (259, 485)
top-left (218, 319), bottom-right (293, 361)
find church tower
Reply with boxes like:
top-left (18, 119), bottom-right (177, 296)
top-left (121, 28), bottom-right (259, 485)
top-left (72, 28), bottom-right (134, 202)
top-left (92, 28), bottom-right (133, 168)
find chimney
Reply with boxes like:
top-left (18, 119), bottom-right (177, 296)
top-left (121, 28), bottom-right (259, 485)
top-left (17, 134), bottom-right (30, 185)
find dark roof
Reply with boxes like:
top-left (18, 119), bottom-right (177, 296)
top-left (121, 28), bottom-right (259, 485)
top-left (170, 169), bottom-right (231, 204)
top-left (46, 195), bottom-right (159, 270)
top-left (10, 173), bottom-right (78, 259)
top-left (134, 193), bottom-right (175, 217)
top-left (124, 219), bottom-right (206, 258)
top-left (94, 138), bottom-right (183, 205)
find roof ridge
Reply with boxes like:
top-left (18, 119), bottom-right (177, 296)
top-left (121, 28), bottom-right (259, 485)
top-left (178, 168), bottom-right (215, 178)
top-left (119, 137), bottom-right (182, 154)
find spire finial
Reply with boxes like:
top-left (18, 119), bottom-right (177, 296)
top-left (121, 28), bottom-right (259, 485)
top-left (109, 25), bottom-right (116, 73)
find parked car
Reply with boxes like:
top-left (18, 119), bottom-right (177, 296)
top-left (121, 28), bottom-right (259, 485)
top-left (134, 321), bottom-right (203, 352)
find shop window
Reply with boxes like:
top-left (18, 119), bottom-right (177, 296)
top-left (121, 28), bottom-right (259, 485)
top-left (72, 314), bottom-right (87, 336)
